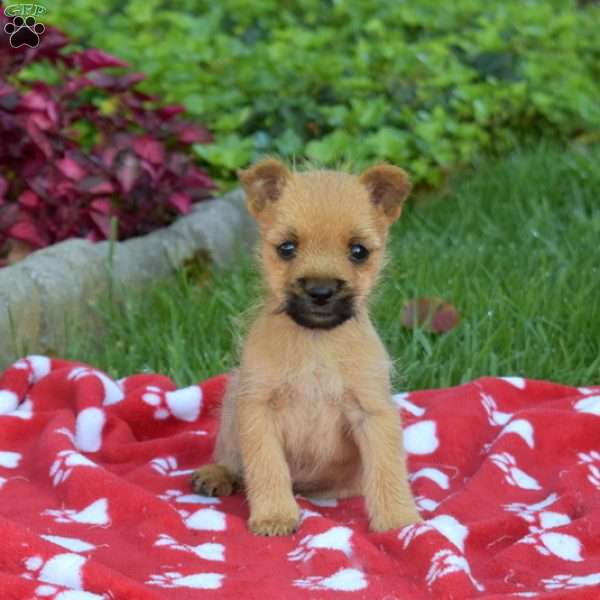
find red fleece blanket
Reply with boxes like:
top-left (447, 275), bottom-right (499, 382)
top-left (1, 356), bottom-right (599, 599)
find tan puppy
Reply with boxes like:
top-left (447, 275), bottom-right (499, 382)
top-left (192, 159), bottom-right (422, 536)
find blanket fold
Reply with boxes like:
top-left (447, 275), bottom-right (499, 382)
top-left (0, 356), bottom-right (599, 599)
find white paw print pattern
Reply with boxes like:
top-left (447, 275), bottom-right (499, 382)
top-left (497, 419), bottom-right (535, 449)
top-left (399, 515), bottom-right (468, 552)
top-left (410, 467), bottom-right (450, 490)
top-left (392, 392), bottom-right (426, 416)
top-left (490, 452), bottom-right (541, 490)
top-left (504, 493), bottom-right (559, 521)
top-left (23, 553), bottom-right (86, 591)
top-left (157, 489), bottom-right (225, 526)
top-left (298, 508), bottom-right (323, 524)
top-left (578, 451), bottom-right (600, 489)
top-left (1, 350), bottom-right (36, 413)
top-left (408, 469), bottom-right (448, 514)
top-left (504, 493), bottom-right (582, 562)
top-left (14, 355), bottom-right (51, 383)
top-left (415, 496), bottom-right (440, 512)
top-left (157, 488), bottom-right (220, 505)
top-left (42, 499), bottom-right (109, 526)
top-left (49, 451), bottom-right (98, 486)
top-left (142, 385), bottom-right (202, 422)
top-left (150, 456), bottom-right (193, 477)
top-left (403, 420), bottom-right (439, 455)
top-left (55, 428), bottom-right (75, 444)
top-left (67, 367), bottom-right (123, 406)
top-left (481, 393), bottom-right (513, 427)
top-left (426, 549), bottom-right (484, 592)
top-left (574, 394), bottom-right (600, 416)
top-left (0, 388), bottom-right (19, 413)
top-left (294, 568), bottom-right (367, 592)
top-left (146, 571), bottom-right (223, 590)
top-left (288, 526), bottom-right (353, 562)
top-left (0, 392), bottom-right (33, 419)
top-left (0, 450), bottom-right (21, 469)
top-left (184, 507), bottom-right (227, 531)
top-left (542, 572), bottom-right (600, 590)
top-left (399, 516), bottom-right (483, 593)
top-left (500, 377), bottom-right (526, 390)
top-left (519, 530), bottom-right (583, 562)
top-left (33, 585), bottom-right (103, 599)
top-left (154, 533), bottom-right (224, 561)
top-left (41, 535), bottom-right (97, 553)
top-left (73, 407), bottom-right (106, 453)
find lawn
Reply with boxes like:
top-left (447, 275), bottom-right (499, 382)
top-left (63, 143), bottom-right (600, 390)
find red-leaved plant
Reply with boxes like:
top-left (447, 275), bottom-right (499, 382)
top-left (0, 6), bottom-right (215, 266)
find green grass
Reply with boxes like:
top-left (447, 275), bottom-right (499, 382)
top-left (64, 143), bottom-right (600, 390)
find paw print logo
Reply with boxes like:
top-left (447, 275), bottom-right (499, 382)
top-left (142, 385), bottom-right (202, 422)
top-left (4, 16), bottom-right (45, 48)
top-left (425, 549), bottom-right (484, 592)
top-left (49, 450), bottom-right (97, 486)
top-left (288, 526), bottom-right (353, 562)
top-left (293, 568), bottom-right (368, 592)
top-left (146, 571), bottom-right (223, 590)
top-left (490, 452), bottom-right (541, 490)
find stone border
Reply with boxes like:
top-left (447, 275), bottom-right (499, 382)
top-left (0, 189), bottom-right (257, 369)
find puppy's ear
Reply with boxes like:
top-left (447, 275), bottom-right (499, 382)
top-left (359, 163), bottom-right (412, 224)
top-left (238, 158), bottom-right (290, 219)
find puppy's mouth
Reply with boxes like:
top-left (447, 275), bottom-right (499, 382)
top-left (284, 293), bottom-right (355, 330)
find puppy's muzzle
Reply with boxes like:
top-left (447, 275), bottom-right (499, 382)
top-left (303, 278), bottom-right (341, 305)
top-left (286, 277), bottom-right (355, 330)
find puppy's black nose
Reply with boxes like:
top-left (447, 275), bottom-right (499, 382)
top-left (301, 278), bottom-right (342, 305)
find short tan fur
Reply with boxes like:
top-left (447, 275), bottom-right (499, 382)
top-left (192, 159), bottom-right (422, 536)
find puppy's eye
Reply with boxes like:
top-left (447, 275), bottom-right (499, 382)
top-left (349, 244), bottom-right (370, 263)
top-left (277, 240), bottom-right (297, 260)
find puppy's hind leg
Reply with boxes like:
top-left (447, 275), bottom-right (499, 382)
top-left (192, 370), bottom-right (243, 497)
top-left (191, 464), bottom-right (242, 497)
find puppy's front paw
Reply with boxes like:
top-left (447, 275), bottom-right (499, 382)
top-left (249, 515), bottom-right (299, 536)
top-left (370, 507), bottom-right (423, 532)
top-left (249, 502), bottom-right (300, 536)
top-left (191, 464), bottom-right (239, 497)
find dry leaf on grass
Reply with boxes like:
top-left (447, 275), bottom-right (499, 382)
top-left (401, 297), bottom-right (460, 334)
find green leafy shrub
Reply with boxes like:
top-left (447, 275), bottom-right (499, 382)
top-left (47, 0), bottom-right (600, 186)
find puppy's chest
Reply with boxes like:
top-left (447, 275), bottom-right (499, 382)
top-left (270, 364), bottom-right (351, 457)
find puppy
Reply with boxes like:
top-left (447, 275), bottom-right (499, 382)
top-left (192, 159), bottom-right (422, 536)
